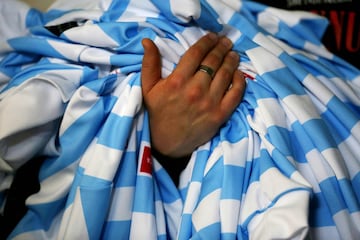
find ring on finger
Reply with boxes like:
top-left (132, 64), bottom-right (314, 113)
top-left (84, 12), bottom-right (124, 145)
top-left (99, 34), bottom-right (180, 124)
top-left (198, 64), bottom-right (215, 79)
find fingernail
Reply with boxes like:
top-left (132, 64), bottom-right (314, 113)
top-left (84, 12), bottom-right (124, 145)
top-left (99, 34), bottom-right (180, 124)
top-left (207, 32), bottom-right (218, 41)
top-left (229, 51), bottom-right (239, 61)
top-left (221, 37), bottom-right (232, 48)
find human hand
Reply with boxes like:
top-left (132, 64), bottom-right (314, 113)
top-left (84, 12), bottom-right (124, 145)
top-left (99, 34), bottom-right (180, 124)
top-left (141, 33), bottom-right (246, 158)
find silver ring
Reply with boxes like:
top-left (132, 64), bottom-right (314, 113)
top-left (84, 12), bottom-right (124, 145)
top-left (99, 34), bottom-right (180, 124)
top-left (198, 65), bottom-right (215, 78)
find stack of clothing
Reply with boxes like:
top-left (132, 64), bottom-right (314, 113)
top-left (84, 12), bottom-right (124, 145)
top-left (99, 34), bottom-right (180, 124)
top-left (1, 0), bottom-right (359, 239)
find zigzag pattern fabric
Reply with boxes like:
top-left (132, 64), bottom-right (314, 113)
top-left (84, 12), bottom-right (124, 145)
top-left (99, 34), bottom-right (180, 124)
top-left (1, 0), bottom-right (360, 239)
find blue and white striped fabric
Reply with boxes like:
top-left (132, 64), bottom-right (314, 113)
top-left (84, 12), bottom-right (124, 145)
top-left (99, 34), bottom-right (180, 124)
top-left (1, 0), bottom-right (359, 239)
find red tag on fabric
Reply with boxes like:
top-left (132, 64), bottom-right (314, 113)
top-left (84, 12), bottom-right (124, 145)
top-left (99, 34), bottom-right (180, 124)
top-left (140, 146), bottom-right (152, 174)
top-left (243, 72), bottom-right (255, 80)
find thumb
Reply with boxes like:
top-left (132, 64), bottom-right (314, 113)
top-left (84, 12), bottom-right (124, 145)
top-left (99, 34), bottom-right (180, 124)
top-left (141, 38), bottom-right (161, 95)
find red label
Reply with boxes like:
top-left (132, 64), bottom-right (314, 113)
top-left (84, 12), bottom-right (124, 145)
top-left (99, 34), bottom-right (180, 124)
top-left (243, 72), bottom-right (255, 80)
top-left (140, 146), bottom-right (152, 174)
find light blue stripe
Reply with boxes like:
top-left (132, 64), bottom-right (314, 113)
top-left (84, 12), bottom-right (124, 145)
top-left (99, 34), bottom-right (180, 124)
top-left (102, 220), bottom-right (131, 239)
top-left (9, 197), bottom-right (67, 236)
top-left (353, 173), bottom-right (360, 202)
top-left (338, 179), bottom-right (360, 213)
top-left (198, 157), bottom-right (223, 201)
top-left (274, 21), bottom-right (306, 50)
top-left (97, 113), bottom-right (134, 150)
top-left (39, 97), bottom-right (109, 180)
top-left (192, 222), bottom-right (221, 240)
top-left (260, 68), bottom-right (307, 99)
top-left (132, 176), bottom-right (155, 214)
top-left (267, 126), bottom-right (292, 156)
top-left (100, 0), bottom-right (130, 22)
top-left (154, 167), bottom-right (181, 203)
top-left (221, 165), bottom-right (245, 199)
top-left (291, 121), bottom-right (315, 156)
top-left (309, 192), bottom-right (336, 227)
top-left (303, 119), bottom-right (337, 152)
top-left (270, 148), bottom-right (297, 178)
top-left (319, 177), bottom-right (348, 215)
top-left (1, 63), bottom-right (83, 93)
top-left (114, 151), bottom-right (137, 187)
top-left (195, 0), bottom-right (223, 32)
top-left (8, 37), bottom-right (66, 59)
top-left (80, 180), bottom-right (112, 240)
top-left (327, 97), bottom-right (360, 132)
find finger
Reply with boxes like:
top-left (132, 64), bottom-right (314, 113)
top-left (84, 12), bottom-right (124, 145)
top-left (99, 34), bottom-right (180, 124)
top-left (220, 70), bottom-right (246, 117)
top-left (141, 38), bottom-right (161, 95)
top-left (210, 51), bottom-right (240, 101)
top-left (195, 37), bottom-right (233, 80)
top-left (173, 33), bottom-right (218, 80)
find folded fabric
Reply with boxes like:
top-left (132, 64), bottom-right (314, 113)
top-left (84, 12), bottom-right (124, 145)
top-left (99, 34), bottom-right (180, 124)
top-left (0, 0), bottom-right (359, 239)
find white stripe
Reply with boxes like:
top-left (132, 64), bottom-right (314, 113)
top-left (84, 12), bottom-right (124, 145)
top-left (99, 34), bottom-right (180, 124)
top-left (309, 226), bottom-right (341, 240)
top-left (204, 146), bottom-right (222, 175)
top-left (117, 0), bottom-right (160, 22)
top-left (59, 86), bottom-right (100, 136)
top-left (253, 33), bottom-right (283, 56)
top-left (221, 138), bottom-right (249, 167)
top-left (130, 213), bottom-right (157, 240)
top-left (59, 189), bottom-right (89, 240)
top-left (26, 161), bottom-right (78, 205)
top-left (155, 200), bottom-right (166, 235)
top-left (259, 167), bottom-right (310, 200)
top-left (107, 187), bottom-right (134, 221)
top-left (257, 10), bottom-right (280, 35)
top-left (333, 210), bottom-right (360, 239)
top-left (46, 10), bottom-right (103, 26)
top-left (303, 74), bottom-right (335, 106)
top-left (322, 148), bottom-right (349, 180)
top-left (257, 98), bottom-right (288, 128)
top-left (170, 0), bottom-right (201, 22)
top-left (192, 189), bottom-right (221, 231)
top-left (241, 167), bottom-right (311, 225)
top-left (111, 85), bottom-right (142, 118)
top-left (163, 199), bottom-right (182, 239)
top-left (83, 144), bottom-right (123, 181)
top-left (48, 0), bottom-right (102, 11)
top-left (65, 24), bottom-right (119, 48)
top-left (0, 71), bottom-right (10, 91)
top-left (296, 162), bottom-right (321, 193)
top-left (220, 199), bottom-right (240, 233)
top-left (183, 182), bottom-right (201, 214)
top-left (267, 7), bottom-right (319, 27)
top-left (48, 40), bottom-right (88, 62)
top-left (282, 94), bottom-right (320, 124)
top-left (306, 149), bottom-right (335, 183)
top-left (247, 189), bottom-right (309, 239)
top-left (290, 170), bottom-right (312, 189)
top-left (338, 138), bottom-right (360, 179)
top-left (351, 121), bottom-right (360, 142)
top-left (246, 46), bottom-right (285, 75)
top-left (304, 40), bottom-right (333, 59)
top-left (78, 47), bottom-right (112, 65)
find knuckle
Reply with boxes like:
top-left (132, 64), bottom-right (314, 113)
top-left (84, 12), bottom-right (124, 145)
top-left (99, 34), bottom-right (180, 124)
top-left (189, 45), bottom-right (205, 59)
top-left (220, 68), bottom-right (232, 80)
top-left (168, 74), bottom-right (184, 89)
top-left (185, 85), bottom-right (203, 102)
top-left (206, 51), bottom-right (222, 66)
top-left (199, 98), bottom-right (212, 112)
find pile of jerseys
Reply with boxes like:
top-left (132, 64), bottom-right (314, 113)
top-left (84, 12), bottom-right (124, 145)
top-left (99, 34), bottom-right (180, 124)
top-left (0, 0), bottom-right (359, 239)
